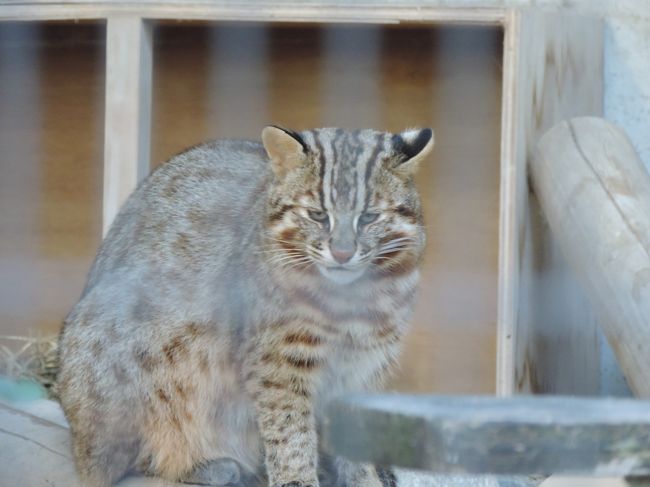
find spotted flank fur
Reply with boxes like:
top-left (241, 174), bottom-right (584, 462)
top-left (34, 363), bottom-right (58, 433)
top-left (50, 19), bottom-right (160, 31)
top-left (57, 126), bottom-right (434, 487)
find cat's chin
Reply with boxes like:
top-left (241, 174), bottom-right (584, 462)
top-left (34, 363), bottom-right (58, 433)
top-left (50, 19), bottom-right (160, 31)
top-left (317, 265), bottom-right (366, 285)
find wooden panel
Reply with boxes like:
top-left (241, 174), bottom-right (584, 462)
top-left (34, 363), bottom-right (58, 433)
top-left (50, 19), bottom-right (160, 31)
top-left (0, 23), bottom-right (104, 338)
top-left (103, 16), bottom-right (152, 234)
top-left (497, 10), bottom-right (604, 395)
top-left (39, 25), bottom-right (104, 257)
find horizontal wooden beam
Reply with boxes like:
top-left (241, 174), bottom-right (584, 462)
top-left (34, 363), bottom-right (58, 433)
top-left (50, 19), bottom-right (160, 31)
top-left (326, 394), bottom-right (650, 477)
top-left (0, 2), bottom-right (507, 24)
top-left (5, 0), bottom-right (650, 18)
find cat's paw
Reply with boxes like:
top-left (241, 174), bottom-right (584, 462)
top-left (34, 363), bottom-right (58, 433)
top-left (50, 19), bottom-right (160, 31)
top-left (182, 457), bottom-right (244, 486)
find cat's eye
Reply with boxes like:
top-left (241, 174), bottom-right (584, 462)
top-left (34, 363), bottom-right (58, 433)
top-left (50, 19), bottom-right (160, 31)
top-left (358, 212), bottom-right (380, 225)
top-left (308, 210), bottom-right (329, 224)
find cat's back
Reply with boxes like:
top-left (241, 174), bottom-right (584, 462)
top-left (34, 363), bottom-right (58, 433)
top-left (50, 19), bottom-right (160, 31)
top-left (138, 138), bottom-right (269, 218)
top-left (84, 138), bottom-right (271, 298)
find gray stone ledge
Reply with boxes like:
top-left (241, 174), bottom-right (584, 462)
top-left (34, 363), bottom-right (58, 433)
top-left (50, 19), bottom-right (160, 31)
top-left (325, 394), bottom-right (650, 477)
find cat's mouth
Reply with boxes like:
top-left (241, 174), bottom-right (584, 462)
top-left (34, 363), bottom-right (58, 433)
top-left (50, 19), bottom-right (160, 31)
top-left (317, 264), bottom-right (365, 285)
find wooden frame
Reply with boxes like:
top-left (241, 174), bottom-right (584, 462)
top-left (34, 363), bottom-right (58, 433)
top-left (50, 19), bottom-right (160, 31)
top-left (0, 1), bottom-right (605, 397)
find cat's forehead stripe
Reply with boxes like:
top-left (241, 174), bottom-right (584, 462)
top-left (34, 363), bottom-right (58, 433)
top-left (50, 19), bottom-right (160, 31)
top-left (305, 129), bottom-right (389, 212)
top-left (352, 134), bottom-right (373, 212)
top-left (333, 131), bottom-right (352, 207)
top-left (322, 131), bottom-right (335, 209)
top-left (329, 134), bottom-right (338, 205)
top-left (306, 130), bottom-right (327, 209)
top-left (362, 132), bottom-right (386, 211)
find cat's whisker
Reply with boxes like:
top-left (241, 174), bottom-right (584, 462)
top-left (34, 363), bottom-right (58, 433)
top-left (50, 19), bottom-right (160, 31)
top-left (304, 251), bottom-right (327, 265)
top-left (375, 245), bottom-right (416, 256)
top-left (265, 253), bottom-right (304, 262)
top-left (384, 236), bottom-right (415, 244)
top-left (372, 255), bottom-right (404, 262)
top-left (256, 249), bottom-right (303, 257)
top-left (283, 259), bottom-right (314, 272)
top-left (273, 257), bottom-right (314, 276)
top-left (372, 252), bottom-right (413, 267)
top-left (378, 244), bottom-right (415, 252)
top-left (377, 244), bottom-right (411, 253)
top-left (263, 236), bottom-right (299, 246)
top-left (379, 239), bottom-right (415, 249)
top-left (267, 255), bottom-right (311, 268)
top-left (267, 250), bottom-right (309, 262)
top-left (379, 237), bottom-right (416, 247)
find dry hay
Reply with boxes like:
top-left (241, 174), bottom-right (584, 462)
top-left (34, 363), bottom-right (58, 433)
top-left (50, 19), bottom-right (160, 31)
top-left (0, 334), bottom-right (59, 398)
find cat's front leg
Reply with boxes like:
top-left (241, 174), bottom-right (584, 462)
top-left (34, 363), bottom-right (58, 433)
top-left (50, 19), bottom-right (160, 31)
top-left (246, 326), bottom-right (327, 487)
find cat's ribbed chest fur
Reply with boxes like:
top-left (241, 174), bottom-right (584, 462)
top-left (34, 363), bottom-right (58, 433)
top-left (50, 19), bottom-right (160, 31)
top-left (57, 126), bottom-right (433, 487)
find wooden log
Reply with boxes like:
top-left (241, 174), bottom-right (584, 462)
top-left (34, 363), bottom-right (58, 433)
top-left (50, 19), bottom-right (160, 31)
top-left (325, 394), bottom-right (650, 477)
top-left (103, 16), bottom-right (153, 235)
top-left (530, 117), bottom-right (650, 397)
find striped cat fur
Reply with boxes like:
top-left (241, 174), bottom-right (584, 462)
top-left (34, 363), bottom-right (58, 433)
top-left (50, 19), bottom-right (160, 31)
top-left (57, 126), bottom-right (434, 487)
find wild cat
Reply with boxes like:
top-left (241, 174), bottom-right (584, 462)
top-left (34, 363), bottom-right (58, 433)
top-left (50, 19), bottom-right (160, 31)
top-left (57, 125), bottom-right (433, 487)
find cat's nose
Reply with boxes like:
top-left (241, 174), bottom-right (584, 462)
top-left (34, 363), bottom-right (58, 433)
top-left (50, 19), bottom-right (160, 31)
top-left (330, 245), bottom-right (355, 264)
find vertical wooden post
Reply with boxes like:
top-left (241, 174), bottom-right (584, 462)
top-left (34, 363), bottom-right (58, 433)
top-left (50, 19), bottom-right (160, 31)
top-left (103, 16), bottom-right (152, 235)
top-left (496, 9), bottom-right (522, 396)
top-left (497, 10), bottom-right (604, 396)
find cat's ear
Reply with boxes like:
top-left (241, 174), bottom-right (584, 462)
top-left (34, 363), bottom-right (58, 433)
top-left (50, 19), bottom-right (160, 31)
top-left (262, 126), bottom-right (308, 177)
top-left (391, 128), bottom-right (434, 177)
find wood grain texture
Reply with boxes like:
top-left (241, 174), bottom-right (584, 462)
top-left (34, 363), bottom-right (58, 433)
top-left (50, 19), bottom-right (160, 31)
top-left (531, 117), bottom-right (650, 398)
top-left (103, 17), bottom-right (152, 234)
top-left (497, 9), bottom-right (604, 396)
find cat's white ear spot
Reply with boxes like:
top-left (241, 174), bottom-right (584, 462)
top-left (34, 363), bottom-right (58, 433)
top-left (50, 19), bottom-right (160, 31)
top-left (262, 126), bottom-right (307, 177)
top-left (393, 127), bottom-right (434, 177)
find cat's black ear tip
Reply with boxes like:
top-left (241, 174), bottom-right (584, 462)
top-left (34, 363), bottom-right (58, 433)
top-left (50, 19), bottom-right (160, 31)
top-left (262, 125), bottom-right (308, 154)
top-left (405, 127), bottom-right (434, 147)
top-left (264, 124), bottom-right (289, 134)
top-left (393, 127), bottom-right (435, 161)
top-left (262, 125), bottom-right (291, 140)
top-left (417, 127), bottom-right (434, 139)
